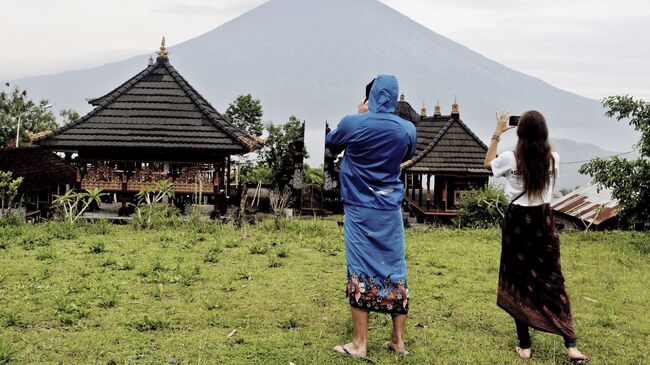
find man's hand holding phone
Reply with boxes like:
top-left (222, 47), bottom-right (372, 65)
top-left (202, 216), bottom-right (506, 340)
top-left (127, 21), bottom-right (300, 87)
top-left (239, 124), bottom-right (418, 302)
top-left (358, 98), bottom-right (369, 114)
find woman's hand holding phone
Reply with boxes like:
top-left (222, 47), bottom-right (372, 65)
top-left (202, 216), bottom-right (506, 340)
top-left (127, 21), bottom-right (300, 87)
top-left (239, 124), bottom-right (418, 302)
top-left (494, 111), bottom-right (515, 137)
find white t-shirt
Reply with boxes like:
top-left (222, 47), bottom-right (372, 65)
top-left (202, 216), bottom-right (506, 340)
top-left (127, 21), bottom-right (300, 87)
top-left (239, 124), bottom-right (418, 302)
top-left (491, 151), bottom-right (560, 206)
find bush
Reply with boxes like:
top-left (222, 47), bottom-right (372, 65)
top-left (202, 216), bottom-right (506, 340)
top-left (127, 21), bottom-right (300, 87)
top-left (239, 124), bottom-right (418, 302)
top-left (454, 185), bottom-right (508, 228)
top-left (18, 232), bottom-right (53, 250)
top-left (48, 221), bottom-right (77, 240)
top-left (204, 245), bottom-right (223, 263)
top-left (131, 204), bottom-right (182, 230)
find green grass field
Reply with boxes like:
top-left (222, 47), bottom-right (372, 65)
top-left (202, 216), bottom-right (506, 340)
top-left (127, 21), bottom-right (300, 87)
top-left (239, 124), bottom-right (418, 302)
top-left (0, 219), bottom-right (648, 364)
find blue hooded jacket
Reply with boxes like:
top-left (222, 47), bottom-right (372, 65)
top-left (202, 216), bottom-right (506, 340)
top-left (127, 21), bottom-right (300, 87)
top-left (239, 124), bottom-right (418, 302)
top-left (325, 75), bottom-right (417, 211)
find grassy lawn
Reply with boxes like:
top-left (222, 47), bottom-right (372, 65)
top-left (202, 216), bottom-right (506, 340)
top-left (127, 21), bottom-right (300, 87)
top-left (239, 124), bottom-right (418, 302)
top-left (0, 219), bottom-right (648, 364)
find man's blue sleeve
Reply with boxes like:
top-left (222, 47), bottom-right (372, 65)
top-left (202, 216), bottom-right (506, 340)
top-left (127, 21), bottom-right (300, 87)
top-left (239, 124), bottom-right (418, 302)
top-left (406, 124), bottom-right (417, 159)
top-left (325, 116), bottom-right (354, 155)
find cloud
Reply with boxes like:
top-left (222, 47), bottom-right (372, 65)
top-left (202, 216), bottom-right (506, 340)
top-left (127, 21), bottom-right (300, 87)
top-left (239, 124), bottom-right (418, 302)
top-left (154, 3), bottom-right (223, 16)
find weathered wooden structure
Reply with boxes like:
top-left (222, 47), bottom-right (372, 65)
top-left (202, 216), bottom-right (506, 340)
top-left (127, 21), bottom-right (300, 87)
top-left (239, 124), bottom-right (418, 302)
top-left (35, 39), bottom-right (258, 217)
top-left (0, 147), bottom-right (77, 219)
top-left (323, 122), bottom-right (342, 214)
top-left (401, 99), bottom-right (490, 222)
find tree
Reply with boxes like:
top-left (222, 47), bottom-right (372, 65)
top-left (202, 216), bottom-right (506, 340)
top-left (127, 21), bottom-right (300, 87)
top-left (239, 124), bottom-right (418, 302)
top-left (303, 164), bottom-right (324, 186)
top-left (580, 95), bottom-right (650, 228)
top-left (0, 83), bottom-right (57, 147)
top-left (260, 116), bottom-right (308, 188)
top-left (0, 171), bottom-right (23, 220)
top-left (59, 108), bottom-right (80, 125)
top-left (224, 94), bottom-right (264, 136)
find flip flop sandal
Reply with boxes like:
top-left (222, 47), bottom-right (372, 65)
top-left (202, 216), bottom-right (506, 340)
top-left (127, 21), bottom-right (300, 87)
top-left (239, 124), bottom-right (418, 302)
top-left (333, 344), bottom-right (370, 361)
top-left (384, 341), bottom-right (411, 356)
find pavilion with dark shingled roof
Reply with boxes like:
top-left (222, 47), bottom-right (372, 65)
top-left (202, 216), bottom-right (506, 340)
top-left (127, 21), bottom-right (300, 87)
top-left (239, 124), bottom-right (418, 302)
top-left (35, 38), bottom-right (259, 217)
top-left (401, 98), bottom-right (490, 222)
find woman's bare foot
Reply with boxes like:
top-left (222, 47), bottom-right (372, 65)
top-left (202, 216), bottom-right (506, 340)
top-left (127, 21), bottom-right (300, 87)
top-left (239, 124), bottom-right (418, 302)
top-left (333, 342), bottom-right (367, 358)
top-left (567, 347), bottom-right (590, 363)
top-left (516, 346), bottom-right (532, 359)
top-left (385, 341), bottom-right (408, 355)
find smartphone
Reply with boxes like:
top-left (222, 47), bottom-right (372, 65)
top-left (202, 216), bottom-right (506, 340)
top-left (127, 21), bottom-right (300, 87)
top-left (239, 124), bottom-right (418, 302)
top-left (364, 79), bottom-right (375, 103)
top-left (509, 115), bottom-right (521, 126)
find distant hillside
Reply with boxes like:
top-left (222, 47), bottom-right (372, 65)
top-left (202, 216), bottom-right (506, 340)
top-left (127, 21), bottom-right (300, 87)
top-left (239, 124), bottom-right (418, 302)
top-left (11, 0), bottom-right (639, 165)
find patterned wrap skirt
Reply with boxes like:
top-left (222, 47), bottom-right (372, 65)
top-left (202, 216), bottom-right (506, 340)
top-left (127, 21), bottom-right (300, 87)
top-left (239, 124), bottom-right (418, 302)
top-left (344, 204), bottom-right (409, 314)
top-left (497, 203), bottom-right (576, 341)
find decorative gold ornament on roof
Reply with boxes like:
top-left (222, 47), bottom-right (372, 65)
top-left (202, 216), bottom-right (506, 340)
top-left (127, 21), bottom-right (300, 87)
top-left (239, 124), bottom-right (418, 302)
top-left (434, 99), bottom-right (442, 116)
top-left (451, 96), bottom-right (459, 115)
top-left (156, 37), bottom-right (169, 58)
top-left (420, 102), bottom-right (427, 117)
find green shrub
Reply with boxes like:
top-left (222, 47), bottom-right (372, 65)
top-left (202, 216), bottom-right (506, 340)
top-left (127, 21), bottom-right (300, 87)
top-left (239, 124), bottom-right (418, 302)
top-left (2, 310), bottom-right (23, 328)
top-left (82, 219), bottom-right (111, 235)
top-left (204, 245), bottom-right (223, 263)
top-left (18, 232), bottom-right (53, 250)
top-left (36, 248), bottom-right (56, 261)
top-left (88, 241), bottom-right (106, 254)
top-left (131, 204), bottom-right (182, 231)
top-left (0, 340), bottom-right (14, 364)
top-left (96, 286), bottom-right (119, 309)
top-left (48, 221), bottom-right (77, 240)
top-left (129, 314), bottom-right (171, 332)
top-left (454, 185), bottom-right (508, 228)
top-left (54, 296), bottom-right (90, 326)
top-left (248, 242), bottom-right (268, 255)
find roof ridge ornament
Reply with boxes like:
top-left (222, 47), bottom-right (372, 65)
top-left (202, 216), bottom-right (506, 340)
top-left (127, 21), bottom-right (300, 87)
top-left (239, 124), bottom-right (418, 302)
top-left (434, 99), bottom-right (442, 116)
top-left (451, 96), bottom-right (459, 115)
top-left (148, 54), bottom-right (154, 66)
top-left (420, 101), bottom-right (427, 117)
top-left (156, 36), bottom-right (169, 59)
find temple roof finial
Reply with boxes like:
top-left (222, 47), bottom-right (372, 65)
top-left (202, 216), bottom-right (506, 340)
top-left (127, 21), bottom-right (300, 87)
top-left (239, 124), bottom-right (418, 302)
top-left (420, 101), bottom-right (427, 117)
top-left (451, 96), bottom-right (459, 115)
top-left (400, 94), bottom-right (405, 102)
top-left (434, 99), bottom-right (442, 116)
top-left (156, 36), bottom-right (169, 59)
top-left (148, 54), bottom-right (154, 66)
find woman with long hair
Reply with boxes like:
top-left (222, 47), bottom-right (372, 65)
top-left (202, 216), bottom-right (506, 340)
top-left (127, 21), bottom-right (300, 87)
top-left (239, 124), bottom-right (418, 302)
top-left (484, 111), bottom-right (590, 363)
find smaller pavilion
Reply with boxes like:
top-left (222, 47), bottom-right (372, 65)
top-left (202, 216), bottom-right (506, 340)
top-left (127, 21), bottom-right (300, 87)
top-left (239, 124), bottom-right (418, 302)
top-left (401, 98), bottom-right (490, 222)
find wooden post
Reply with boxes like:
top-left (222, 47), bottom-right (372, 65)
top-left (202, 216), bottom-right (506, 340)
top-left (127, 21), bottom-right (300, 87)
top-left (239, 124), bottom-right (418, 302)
top-left (442, 178), bottom-right (449, 212)
top-left (426, 174), bottom-right (431, 210)
top-left (411, 174), bottom-right (416, 201)
top-left (226, 156), bottom-right (231, 197)
top-left (418, 174), bottom-right (424, 207)
top-left (211, 163), bottom-right (220, 219)
top-left (118, 173), bottom-right (128, 216)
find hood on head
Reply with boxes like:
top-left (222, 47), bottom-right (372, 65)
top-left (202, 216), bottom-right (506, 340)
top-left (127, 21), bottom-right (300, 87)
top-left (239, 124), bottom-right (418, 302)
top-left (368, 75), bottom-right (399, 114)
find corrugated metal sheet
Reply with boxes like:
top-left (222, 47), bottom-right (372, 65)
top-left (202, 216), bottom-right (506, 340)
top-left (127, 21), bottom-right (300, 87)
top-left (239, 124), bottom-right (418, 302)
top-left (551, 184), bottom-right (620, 225)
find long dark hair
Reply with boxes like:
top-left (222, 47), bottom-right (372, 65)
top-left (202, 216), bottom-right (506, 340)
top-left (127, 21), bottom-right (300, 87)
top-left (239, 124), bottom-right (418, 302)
top-left (514, 110), bottom-right (555, 201)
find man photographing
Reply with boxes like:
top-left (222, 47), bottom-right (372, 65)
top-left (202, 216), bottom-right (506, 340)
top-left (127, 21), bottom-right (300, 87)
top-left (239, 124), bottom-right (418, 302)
top-left (326, 75), bottom-right (417, 358)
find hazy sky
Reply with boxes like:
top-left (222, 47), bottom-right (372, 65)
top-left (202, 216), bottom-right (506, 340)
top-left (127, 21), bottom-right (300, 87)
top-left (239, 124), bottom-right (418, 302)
top-left (1, 0), bottom-right (648, 100)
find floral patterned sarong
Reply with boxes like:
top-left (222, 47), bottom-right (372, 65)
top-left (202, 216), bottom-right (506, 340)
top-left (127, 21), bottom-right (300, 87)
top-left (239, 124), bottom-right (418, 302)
top-left (344, 204), bottom-right (409, 314)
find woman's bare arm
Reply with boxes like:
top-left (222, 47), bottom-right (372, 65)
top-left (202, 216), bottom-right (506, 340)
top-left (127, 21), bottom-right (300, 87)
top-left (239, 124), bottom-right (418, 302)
top-left (484, 111), bottom-right (515, 170)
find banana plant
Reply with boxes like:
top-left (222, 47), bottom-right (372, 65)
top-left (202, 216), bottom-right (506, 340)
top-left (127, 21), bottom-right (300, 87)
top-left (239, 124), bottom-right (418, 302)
top-left (135, 180), bottom-right (175, 206)
top-left (53, 188), bottom-right (107, 223)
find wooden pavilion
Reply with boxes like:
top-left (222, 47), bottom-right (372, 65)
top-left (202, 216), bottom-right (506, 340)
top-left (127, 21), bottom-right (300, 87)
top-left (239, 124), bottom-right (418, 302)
top-left (401, 99), bottom-right (490, 222)
top-left (0, 147), bottom-right (77, 220)
top-left (35, 38), bottom-right (258, 217)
